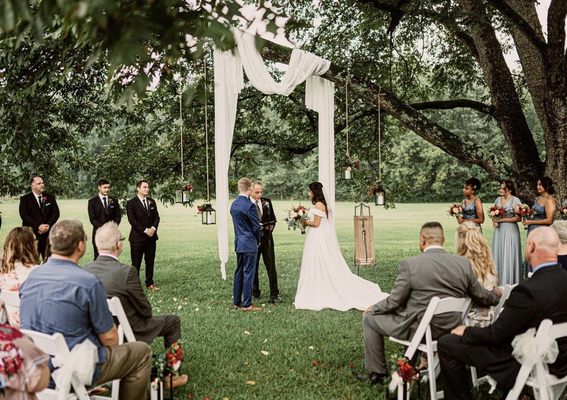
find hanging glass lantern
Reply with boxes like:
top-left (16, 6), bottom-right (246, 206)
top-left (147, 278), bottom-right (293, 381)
top-left (175, 184), bottom-right (194, 204)
top-left (200, 203), bottom-right (216, 225)
top-left (343, 165), bottom-right (352, 180)
top-left (374, 184), bottom-right (386, 206)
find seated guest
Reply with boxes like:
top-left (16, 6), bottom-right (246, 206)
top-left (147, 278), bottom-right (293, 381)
top-left (552, 221), bottom-right (567, 270)
top-left (0, 323), bottom-right (50, 399)
top-left (19, 219), bottom-right (152, 400)
top-left (455, 222), bottom-right (498, 327)
top-left (438, 227), bottom-right (567, 399)
top-left (360, 222), bottom-right (500, 384)
top-left (0, 227), bottom-right (40, 326)
top-left (83, 222), bottom-right (188, 388)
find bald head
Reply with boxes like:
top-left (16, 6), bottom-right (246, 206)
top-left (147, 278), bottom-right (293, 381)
top-left (526, 226), bottom-right (560, 267)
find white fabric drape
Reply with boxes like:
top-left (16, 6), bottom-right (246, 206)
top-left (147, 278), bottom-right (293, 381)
top-left (214, 30), bottom-right (335, 278)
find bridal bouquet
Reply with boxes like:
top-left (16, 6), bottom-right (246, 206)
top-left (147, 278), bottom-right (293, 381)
top-left (285, 204), bottom-right (308, 234)
top-left (488, 205), bottom-right (505, 221)
top-left (448, 203), bottom-right (463, 218)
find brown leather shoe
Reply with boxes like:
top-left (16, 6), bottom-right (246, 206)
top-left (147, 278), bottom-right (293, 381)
top-left (164, 374), bottom-right (188, 389)
top-left (242, 305), bottom-right (261, 312)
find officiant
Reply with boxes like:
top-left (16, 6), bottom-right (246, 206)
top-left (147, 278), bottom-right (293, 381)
top-left (251, 182), bottom-right (280, 304)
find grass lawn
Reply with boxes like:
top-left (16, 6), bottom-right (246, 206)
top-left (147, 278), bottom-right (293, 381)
top-left (0, 199), bottom-right (525, 399)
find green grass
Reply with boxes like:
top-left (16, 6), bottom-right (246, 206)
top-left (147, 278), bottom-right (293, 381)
top-left (0, 199), bottom-right (527, 399)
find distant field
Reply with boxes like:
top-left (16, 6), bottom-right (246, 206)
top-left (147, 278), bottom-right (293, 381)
top-left (0, 199), bottom-right (520, 399)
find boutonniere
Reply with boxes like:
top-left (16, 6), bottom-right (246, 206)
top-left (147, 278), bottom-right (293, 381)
top-left (261, 200), bottom-right (269, 207)
top-left (42, 195), bottom-right (49, 203)
top-left (108, 198), bottom-right (114, 205)
top-left (146, 200), bottom-right (153, 206)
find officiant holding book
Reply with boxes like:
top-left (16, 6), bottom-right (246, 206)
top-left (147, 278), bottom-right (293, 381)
top-left (251, 182), bottom-right (279, 304)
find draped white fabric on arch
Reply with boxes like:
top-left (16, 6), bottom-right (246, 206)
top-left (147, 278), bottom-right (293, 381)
top-left (214, 30), bottom-right (335, 279)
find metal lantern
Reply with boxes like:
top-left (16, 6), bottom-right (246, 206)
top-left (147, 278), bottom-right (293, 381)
top-left (343, 165), bottom-right (353, 180)
top-left (374, 184), bottom-right (386, 206)
top-left (175, 184), bottom-right (193, 204)
top-left (201, 203), bottom-right (216, 225)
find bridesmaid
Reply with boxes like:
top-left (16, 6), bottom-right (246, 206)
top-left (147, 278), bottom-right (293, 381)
top-left (458, 177), bottom-right (485, 228)
top-left (491, 180), bottom-right (522, 285)
top-left (523, 176), bottom-right (556, 235)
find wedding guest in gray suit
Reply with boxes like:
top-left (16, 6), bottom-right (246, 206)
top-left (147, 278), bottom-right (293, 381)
top-left (359, 222), bottom-right (500, 385)
top-left (83, 222), bottom-right (188, 388)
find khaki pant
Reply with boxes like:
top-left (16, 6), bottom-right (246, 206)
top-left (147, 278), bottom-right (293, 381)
top-left (94, 341), bottom-right (152, 400)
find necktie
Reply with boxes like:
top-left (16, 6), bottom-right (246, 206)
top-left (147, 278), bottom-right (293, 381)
top-left (143, 198), bottom-right (148, 210)
top-left (103, 197), bottom-right (108, 211)
top-left (38, 195), bottom-right (43, 208)
top-left (256, 202), bottom-right (262, 219)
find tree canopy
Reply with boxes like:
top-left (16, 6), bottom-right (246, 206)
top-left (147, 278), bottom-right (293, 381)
top-left (0, 0), bottom-right (565, 205)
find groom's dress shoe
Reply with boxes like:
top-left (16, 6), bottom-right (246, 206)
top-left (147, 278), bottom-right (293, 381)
top-left (268, 297), bottom-right (278, 304)
top-left (356, 372), bottom-right (387, 385)
top-left (242, 305), bottom-right (261, 312)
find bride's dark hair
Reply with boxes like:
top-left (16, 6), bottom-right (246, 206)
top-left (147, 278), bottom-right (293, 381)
top-left (308, 182), bottom-right (328, 217)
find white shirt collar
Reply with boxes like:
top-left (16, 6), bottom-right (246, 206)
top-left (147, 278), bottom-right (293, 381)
top-left (98, 252), bottom-right (119, 261)
top-left (137, 195), bottom-right (147, 202)
top-left (423, 245), bottom-right (443, 252)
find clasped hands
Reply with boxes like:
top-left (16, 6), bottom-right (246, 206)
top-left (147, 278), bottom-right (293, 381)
top-left (452, 286), bottom-right (502, 337)
top-left (38, 224), bottom-right (50, 234)
top-left (144, 227), bottom-right (157, 237)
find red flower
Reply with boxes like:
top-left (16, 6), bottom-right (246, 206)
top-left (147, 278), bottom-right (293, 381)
top-left (311, 360), bottom-right (318, 367)
top-left (395, 359), bottom-right (415, 383)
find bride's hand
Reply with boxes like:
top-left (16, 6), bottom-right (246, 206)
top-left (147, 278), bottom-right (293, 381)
top-left (301, 219), bottom-right (308, 227)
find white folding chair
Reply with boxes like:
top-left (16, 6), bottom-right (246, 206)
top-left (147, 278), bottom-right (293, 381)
top-left (506, 319), bottom-right (567, 400)
top-left (389, 296), bottom-right (472, 400)
top-left (493, 284), bottom-right (516, 321)
top-left (106, 297), bottom-right (136, 344)
top-left (20, 329), bottom-right (110, 400)
top-left (105, 297), bottom-right (137, 399)
top-left (1, 289), bottom-right (21, 325)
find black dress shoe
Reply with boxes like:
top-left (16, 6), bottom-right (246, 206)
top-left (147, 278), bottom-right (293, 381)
top-left (268, 297), bottom-right (277, 304)
top-left (356, 372), bottom-right (388, 385)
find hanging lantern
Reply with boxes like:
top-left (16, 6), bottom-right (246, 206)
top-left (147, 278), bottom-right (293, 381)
top-left (343, 165), bottom-right (352, 180)
top-left (175, 184), bottom-right (194, 204)
top-left (200, 203), bottom-right (216, 225)
top-left (374, 184), bottom-right (386, 206)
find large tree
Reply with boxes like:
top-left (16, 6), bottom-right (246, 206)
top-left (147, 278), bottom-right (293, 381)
top-left (289, 0), bottom-right (566, 201)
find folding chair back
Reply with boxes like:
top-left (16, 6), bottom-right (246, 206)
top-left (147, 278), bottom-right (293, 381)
top-left (106, 297), bottom-right (136, 343)
top-left (493, 284), bottom-right (516, 320)
top-left (390, 296), bottom-right (471, 399)
top-left (20, 329), bottom-right (90, 400)
top-left (506, 320), bottom-right (567, 400)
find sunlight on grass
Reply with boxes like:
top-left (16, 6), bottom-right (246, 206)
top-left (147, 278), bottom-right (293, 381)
top-left (0, 199), bottom-right (520, 399)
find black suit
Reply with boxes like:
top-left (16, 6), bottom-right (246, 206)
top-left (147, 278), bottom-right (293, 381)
top-left (438, 264), bottom-right (567, 399)
top-left (252, 197), bottom-right (279, 299)
top-left (19, 192), bottom-right (60, 257)
top-left (126, 196), bottom-right (160, 287)
top-left (88, 195), bottom-right (121, 259)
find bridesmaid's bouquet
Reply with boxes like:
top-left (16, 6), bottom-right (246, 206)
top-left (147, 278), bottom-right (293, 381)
top-left (488, 205), bottom-right (505, 221)
top-left (285, 204), bottom-right (308, 234)
top-left (515, 204), bottom-right (533, 229)
top-left (558, 206), bottom-right (567, 220)
top-left (448, 203), bottom-right (463, 218)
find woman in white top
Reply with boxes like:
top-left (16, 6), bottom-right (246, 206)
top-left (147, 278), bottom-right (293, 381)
top-left (455, 222), bottom-right (498, 327)
top-left (294, 182), bottom-right (387, 311)
top-left (0, 227), bottom-right (40, 326)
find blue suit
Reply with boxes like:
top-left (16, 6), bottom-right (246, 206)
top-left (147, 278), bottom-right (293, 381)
top-left (230, 194), bottom-right (262, 307)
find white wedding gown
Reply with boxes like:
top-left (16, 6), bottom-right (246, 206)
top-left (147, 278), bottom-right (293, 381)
top-left (294, 207), bottom-right (388, 311)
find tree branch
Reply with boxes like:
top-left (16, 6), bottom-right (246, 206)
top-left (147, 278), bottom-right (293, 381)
top-left (410, 99), bottom-right (495, 116)
top-left (484, 0), bottom-right (547, 54)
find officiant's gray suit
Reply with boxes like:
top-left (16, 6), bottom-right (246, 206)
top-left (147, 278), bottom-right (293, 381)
top-left (363, 247), bottom-right (499, 375)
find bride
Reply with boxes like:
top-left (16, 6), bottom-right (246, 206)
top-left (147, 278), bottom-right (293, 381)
top-left (294, 182), bottom-right (387, 311)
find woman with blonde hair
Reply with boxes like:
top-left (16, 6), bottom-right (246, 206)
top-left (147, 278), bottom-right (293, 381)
top-left (0, 227), bottom-right (40, 326)
top-left (455, 222), bottom-right (498, 327)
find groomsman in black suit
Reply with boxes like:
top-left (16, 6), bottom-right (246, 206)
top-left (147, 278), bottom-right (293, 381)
top-left (438, 227), bottom-right (567, 399)
top-left (251, 182), bottom-right (280, 304)
top-left (126, 180), bottom-right (160, 291)
top-left (88, 179), bottom-right (122, 260)
top-left (19, 175), bottom-right (60, 258)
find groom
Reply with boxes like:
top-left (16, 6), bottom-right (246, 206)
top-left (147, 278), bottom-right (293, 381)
top-left (230, 178), bottom-right (262, 311)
